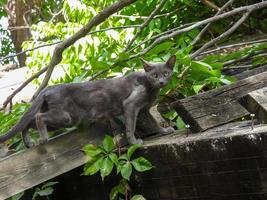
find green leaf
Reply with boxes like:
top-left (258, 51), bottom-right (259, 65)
top-left (8, 192), bottom-right (24, 200)
top-left (109, 186), bottom-right (120, 200)
top-left (148, 41), bottom-right (174, 55)
top-left (127, 144), bottom-right (141, 160)
top-left (83, 157), bottom-right (103, 176)
top-left (118, 154), bottom-right (128, 161)
top-left (121, 162), bottom-right (132, 180)
top-left (176, 116), bottom-right (186, 129)
top-left (109, 182), bottom-right (125, 200)
top-left (192, 84), bottom-right (205, 94)
top-left (91, 59), bottom-right (109, 70)
top-left (131, 195), bottom-right (146, 200)
top-left (193, 61), bottom-right (212, 70)
top-left (83, 144), bottom-right (103, 157)
top-left (131, 157), bottom-right (152, 172)
top-left (109, 152), bottom-right (119, 166)
top-left (34, 187), bottom-right (54, 197)
top-left (102, 135), bottom-right (115, 153)
top-left (118, 52), bottom-right (130, 61)
top-left (41, 181), bottom-right (58, 189)
top-left (100, 157), bottom-right (114, 180)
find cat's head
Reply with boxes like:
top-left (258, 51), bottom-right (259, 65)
top-left (141, 55), bottom-right (176, 88)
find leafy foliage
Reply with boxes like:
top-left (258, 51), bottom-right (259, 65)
top-left (83, 135), bottom-right (152, 200)
top-left (8, 181), bottom-right (58, 200)
top-left (0, 103), bottom-right (32, 150)
top-left (32, 181), bottom-right (58, 200)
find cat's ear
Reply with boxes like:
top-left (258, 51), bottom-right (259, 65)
top-left (166, 55), bottom-right (176, 70)
top-left (141, 58), bottom-right (153, 72)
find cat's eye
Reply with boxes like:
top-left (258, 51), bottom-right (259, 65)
top-left (164, 71), bottom-right (169, 77)
top-left (152, 73), bottom-right (158, 78)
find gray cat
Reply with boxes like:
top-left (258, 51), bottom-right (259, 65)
top-left (0, 55), bottom-right (176, 147)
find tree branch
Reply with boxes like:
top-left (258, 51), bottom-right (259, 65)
top-left (130, 1), bottom-right (267, 59)
top-left (0, 67), bottom-right (48, 111)
top-left (175, 11), bottom-right (251, 79)
top-left (128, 22), bottom-right (194, 52)
top-left (199, 38), bottom-right (267, 56)
top-left (123, 0), bottom-right (167, 52)
top-left (201, 0), bottom-right (220, 11)
top-left (223, 50), bottom-right (267, 66)
top-left (190, 11), bottom-right (251, 58)
top-left (32, 0), bottom-right (138, 100)
top-left (112, 7), bottom-right (180, 20)
top-left (191, 0), bottom-right (235, 46)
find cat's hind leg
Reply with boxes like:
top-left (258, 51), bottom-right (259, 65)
top-left (35, 109), bottom-right (73, 144)
top-left (21, 126), bottom-right (35, 148)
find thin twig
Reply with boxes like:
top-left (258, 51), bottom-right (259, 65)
top-left (223, 50), bottom-right (267, 66)
top-left (179, 11), bottom-right (251, 79)
top-left (0, 67), bottom-right (48, 111)
top-left (8, 26), bottom-right (31, 31)
top-left (112, 7), bottom-right (180, 20)
top-left (128, 22), bottom-right (194, 52)
top-left (200, 38), bottom-right (267, 56)
top-left (0, 25), bottom-right (140, 64)
top-left (123, 0), bottom-right (167, 52)
top-left (201, 0), bottom-right (220, 11)
top-left (129, 1), bottom-right (267, 59)
top-left (190, 11), bottom-right (251, 58)
top-left (191, 0), bottom-right (235, 46)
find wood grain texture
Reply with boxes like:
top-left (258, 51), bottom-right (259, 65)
top-left (235, 65), bottom-right (267, 80)
top-left (0, 113), bottom-right (167, 200)
top-left (0, 125), bottom-right (107, 200)
top-left (172, 71), bottom-right (267, 132)
top-left (241, 87), bottom-right (267, 123)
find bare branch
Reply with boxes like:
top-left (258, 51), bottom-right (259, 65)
top-left (0, 67), bottom-right (48, 111)
top-left (123, 0), bottom-right (167, 52)
top-left (190, 11), bottom-right (251, 58)
top-left (0, 42), bottom-right (61, 64)
top-left (112, 14), bottom-right (148, 19)
top-left (176, 11), bottom-right (251, 78)
top-left (8, 26), bottom-right (31, 31)
top-left (199, 38), bottom-right (267, 56)
top-left (128, 22), bottom-right (194, 52)
top-left (130, 1), bottom-right (267, 59)
top-left (112, 7), bottom-right (180, 20)
top-left (223, 50), bottom-right (267, 66)
top-left (0, 25), bottom-right (140, 65)
top-left (191, 0), bottom-right (235, 46)
top-left (201, 0), bottom-right (220, 11)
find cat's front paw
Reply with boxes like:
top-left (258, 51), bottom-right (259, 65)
top-left (159, 126), bottom-right (175, 135)
top-left (128, 137), bottom-right (143, 145)
top-left (25, 141), bottom-right (36, 148)
top-left (38, 138), bottom-right (48, 145)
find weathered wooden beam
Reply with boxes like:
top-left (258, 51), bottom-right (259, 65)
top-left (172, 71), bottom-right (267, 132)
top-left (240, 87), bottom-right (267, 123)
top-left (0, 113), bottom-right (168, 200)
top-left (0, 124), bottom-right (108, 200)
top-left (235, 65), bottom-right (267, 80)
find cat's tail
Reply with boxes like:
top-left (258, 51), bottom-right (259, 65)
top-left (0, 93), bottom-right (45, 143)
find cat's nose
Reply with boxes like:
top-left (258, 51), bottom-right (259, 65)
top-left (159, 81), bottom-right (164, 86)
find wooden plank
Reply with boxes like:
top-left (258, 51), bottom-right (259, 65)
top-left (0, 123), bottom-right (108, 200)
top-left (235, 65), bottom-right (267, 80)
top-left (0, 113), bottom-right (169, 199)
top-left (172, 71), bottom-right (267, 132)
top-left (240, 87), bottom-right (267, 123)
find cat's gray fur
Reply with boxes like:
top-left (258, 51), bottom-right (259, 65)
top-left (0, 55), bottom-right (176, 147)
